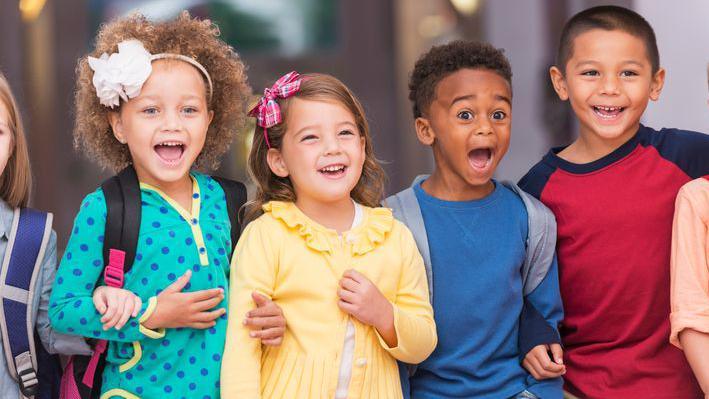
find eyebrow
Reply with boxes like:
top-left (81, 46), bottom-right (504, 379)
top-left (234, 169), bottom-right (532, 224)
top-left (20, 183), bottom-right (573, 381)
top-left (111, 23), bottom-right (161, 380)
top-left (575, 60), bottom-right (646, 68)
top-left (450, 94), bottom-right (511, 107)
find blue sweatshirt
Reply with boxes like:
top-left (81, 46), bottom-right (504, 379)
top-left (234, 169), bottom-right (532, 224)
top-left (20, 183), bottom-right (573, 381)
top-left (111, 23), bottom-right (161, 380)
top-left (408, 180), bottom-right (563, 399)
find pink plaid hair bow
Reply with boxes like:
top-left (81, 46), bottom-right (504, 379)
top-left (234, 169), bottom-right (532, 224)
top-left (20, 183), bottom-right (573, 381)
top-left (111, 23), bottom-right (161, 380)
top-left (249, 71), bottom-right (303, 148)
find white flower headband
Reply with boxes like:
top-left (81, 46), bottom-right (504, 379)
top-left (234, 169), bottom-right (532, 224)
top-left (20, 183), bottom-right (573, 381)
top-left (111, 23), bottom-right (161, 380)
top-left (87, 39), bottom-right (214, 108)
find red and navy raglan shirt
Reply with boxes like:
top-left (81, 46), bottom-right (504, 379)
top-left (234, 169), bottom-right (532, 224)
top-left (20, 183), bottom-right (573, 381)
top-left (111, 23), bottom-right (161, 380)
top-left (518, 125), bottom-right (709, 399)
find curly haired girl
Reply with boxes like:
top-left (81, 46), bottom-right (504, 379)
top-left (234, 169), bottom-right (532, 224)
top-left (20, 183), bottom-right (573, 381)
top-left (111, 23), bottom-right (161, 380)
top-left (49, 12), bottom-right (284, 399)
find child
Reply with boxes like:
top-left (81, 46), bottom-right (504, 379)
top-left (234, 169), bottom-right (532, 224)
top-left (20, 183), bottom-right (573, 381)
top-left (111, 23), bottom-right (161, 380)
top-left (221, 72), bottom-right (437, 398)
top-left (671, 175), bottom-right (709, 399)
top-left (0, 72), bottom-right (91, 398)
top-left (49, 13), bottom-right (285, 399)
top-left (388, 41), bottom-right (565, 399)
top-left (519, 5), bottom-right (709, 399)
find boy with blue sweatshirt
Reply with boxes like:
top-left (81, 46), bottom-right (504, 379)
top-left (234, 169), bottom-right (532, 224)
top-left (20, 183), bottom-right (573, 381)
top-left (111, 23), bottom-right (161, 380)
top-left (387, 41), bottom-right (564, 399)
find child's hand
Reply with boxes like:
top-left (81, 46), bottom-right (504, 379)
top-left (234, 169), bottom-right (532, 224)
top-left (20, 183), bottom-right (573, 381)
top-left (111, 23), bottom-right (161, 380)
top-left (337, 269), bottom-right (396, 346)
top-left (93, 286), bottom-right (143, 331)
top-left (522, 343), bottom-right (566, 380)
top-left (142, 270), bottom-right (226, 330)
top-left (243, 292), bottom-right (286, 346)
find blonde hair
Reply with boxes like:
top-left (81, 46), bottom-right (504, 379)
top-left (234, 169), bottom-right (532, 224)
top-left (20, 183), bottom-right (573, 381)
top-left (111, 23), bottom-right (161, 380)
top-left (74, 12), bottom-right (251, 171)
top-left (0, 72), bottom-right (32, 208)
top-left (246, 73), bottom-right (386, 222)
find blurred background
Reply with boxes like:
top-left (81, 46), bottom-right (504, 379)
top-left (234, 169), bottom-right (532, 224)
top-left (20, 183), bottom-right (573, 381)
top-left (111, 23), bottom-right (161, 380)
top-left (0, 0), bottom-right (707, 249)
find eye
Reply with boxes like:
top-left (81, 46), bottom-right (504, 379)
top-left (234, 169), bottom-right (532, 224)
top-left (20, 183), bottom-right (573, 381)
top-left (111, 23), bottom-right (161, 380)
top-left (142, 107), bottom-right (158, 115)
top-left (300, 134), bottom-right (318, 142)
top-left (338, 129), bottom-right (356, 137)
top-left (491, 110), bottom-right (507, 121)
top-left (457, 110), bottom-right (474, 120)
top-left (620, 70), bottom-right (638, 77)
top-left (581, 70), bottom-right (599, 77)
top-left (182, 106), bottom-right (199, 114)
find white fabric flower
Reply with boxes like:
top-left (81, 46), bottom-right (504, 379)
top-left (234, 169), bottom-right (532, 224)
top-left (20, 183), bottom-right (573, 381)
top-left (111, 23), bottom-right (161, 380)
top-left (88, 39), bottom-right (153, 108)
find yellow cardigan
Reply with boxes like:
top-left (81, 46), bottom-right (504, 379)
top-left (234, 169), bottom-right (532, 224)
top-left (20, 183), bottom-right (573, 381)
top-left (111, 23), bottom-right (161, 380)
top-left (221, 201), bottom-right (436, 399)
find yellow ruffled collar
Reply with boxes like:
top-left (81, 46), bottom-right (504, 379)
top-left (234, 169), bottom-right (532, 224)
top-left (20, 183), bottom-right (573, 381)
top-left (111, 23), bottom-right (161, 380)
top-left (263, 201), bottom-right (393, 255)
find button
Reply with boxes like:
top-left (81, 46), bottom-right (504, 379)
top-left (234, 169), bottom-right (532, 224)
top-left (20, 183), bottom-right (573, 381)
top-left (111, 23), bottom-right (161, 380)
top-left (346, 234), bottom-right (356, 244)
top-left (191, 218), bottom-right (198, 225)
top-left (356, 358), bottom-right (367, 367)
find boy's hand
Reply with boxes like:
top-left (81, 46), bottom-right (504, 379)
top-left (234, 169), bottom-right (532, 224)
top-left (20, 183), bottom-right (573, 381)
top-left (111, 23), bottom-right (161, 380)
top-left (243, 292), bottom-right (286, 346)
top-left (142, 270), bottom-right (226, 330)
top-left (522, 343), bottom-right (566, 380)
top-left (93, 286), bottom-right (142, 331)
top-left (337, 269), bottom-right (396, 347)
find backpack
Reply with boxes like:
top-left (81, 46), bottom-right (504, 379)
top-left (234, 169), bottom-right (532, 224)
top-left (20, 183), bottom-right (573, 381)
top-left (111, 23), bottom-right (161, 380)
top-left (60, 166), bottom-right (247, 399)
top-left (0, 208), bottom-right (63, 399)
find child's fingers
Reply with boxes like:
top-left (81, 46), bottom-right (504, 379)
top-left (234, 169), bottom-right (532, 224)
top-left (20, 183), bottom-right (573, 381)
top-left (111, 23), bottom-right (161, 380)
top-left (246, 302), bottom-right (282, 318)
top-left (105, 295), bottom-right (127, 330)
top-left (249, 326), bottom-right (285, 340)
top-left (101, 297), bottom-right (119, 324)
top-left (188, 321), bottom-right (217, 329)
top-left (522, 358), bottom-right (541, 380)
top-left (93, 290), bottom-right (107, 314)
top-left (187, 288), bottom-right (224, 302)
top-left (131, 296), bottom-right (143, 318)
top-left (114, 305), bottom-right (133, 330)
top-left (338, 277), bottom-right (360, 292)
top-left (163, 270), bottom-right (192, 294)
top-left (537, 348), bottom-right (564, 373)
top-left (342, 269), bottom-right (365, 283)
top-left (193, 308), bottom-right (226, 323)
top-left (337, 300), bottom-right (356, 315)
top-left (243, 315), bottom-right (285, 330)
top-left (337, 288), bottom-right (357, 304)
top-left (193, 293), bottom-right (224, 311)
top-left (549, 343), bottom-right (564, 365)
top-left (251, 292), bottom-right (272, 307)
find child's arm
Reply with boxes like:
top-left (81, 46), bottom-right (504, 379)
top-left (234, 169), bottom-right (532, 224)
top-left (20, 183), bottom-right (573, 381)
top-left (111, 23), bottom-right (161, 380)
top-left (520, 255), bottom-right (566, 381)
top-left (35, 231), bottom-right (93, 355)
top-left (48, 191), bottom-right (162, 342)
top-left (671, 182), bottom-right (709, 396)
top-left (339, 225), bottom-right (437, 364)
top-left (221, 219), bottom-right (278, 398)
top-left (93, 286), bottom-right (143, 331)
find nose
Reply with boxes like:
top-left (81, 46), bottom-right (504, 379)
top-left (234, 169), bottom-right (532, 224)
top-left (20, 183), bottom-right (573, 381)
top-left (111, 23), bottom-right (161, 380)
top-left (161, 109), bottom-right (182, 132)
top-left (475, 117), bottom-right (494, 136)
top-left (323, 132), bottom-right (343, 155)
top-left (599, 74), bottom-right (620, 96)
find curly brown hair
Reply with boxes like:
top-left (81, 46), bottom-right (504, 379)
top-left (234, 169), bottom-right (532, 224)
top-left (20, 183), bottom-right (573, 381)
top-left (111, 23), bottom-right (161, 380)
top-left (409, 40), bottom-right (512, 119)
top-left (74, 11), bottom-right (251, 171)
top-left (245, 73), bottom-right (386, 222)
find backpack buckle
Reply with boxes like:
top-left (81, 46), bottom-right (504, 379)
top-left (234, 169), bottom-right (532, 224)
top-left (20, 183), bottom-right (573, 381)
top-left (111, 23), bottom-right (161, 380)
top-left (103, 249), bottom-right (126, 288)
top-left (15, 352), bottom-right (38, 397)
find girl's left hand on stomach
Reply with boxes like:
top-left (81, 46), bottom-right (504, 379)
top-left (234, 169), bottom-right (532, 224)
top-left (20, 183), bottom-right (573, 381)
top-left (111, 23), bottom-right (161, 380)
top-left (337, 269), bottom-right (396, 345)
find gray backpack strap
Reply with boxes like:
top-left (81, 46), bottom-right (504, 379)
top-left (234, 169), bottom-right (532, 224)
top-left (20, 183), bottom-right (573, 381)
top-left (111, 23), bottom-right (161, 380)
top-left (385, 188), bottom-right (433, 303)
top-left (503, 182), bottom-right (557, 296)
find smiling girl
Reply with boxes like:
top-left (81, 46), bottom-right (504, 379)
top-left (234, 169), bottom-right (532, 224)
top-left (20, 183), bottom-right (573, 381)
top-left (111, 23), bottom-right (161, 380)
top-left (221, 72), bottom-right (437, 398)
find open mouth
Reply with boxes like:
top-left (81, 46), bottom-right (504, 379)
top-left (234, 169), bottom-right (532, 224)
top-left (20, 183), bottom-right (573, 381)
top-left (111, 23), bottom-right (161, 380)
top-left (592, 105), bottom-right (625, 120)
top-left (468, 148), bottom-right (493, 172)
top-left (318, 164), bottom-right (347, 179)
top-left (154, 141), bottom-right (185, 166)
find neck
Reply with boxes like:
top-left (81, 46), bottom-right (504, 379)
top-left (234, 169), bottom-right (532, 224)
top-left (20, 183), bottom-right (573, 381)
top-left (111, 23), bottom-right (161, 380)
top-left (422, 166), bottom-right (494, 202)
top-left (561, 123), bottom-right (639, 164)
top-left (295, 195), bottom-right (355, 234)
top-left (137, 169), bottom-right (193, 212)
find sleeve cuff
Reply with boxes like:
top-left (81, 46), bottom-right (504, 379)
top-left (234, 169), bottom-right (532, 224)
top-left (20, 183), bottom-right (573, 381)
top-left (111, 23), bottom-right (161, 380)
top-left (518, 300), bottom-right (561, 359)
top-left (375, 303), bottom-right (401, 352)
top-left (669, 312), bottom-right (709, 348)
top-left (138, 296), bottom-right (166, 339)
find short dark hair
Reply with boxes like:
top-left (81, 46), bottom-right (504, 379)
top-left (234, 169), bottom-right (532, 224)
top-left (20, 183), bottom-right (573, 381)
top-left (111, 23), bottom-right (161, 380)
top-left (409, 40), bottom-right (512, 118)
top-left (557, 5), bottom-right (659, 74)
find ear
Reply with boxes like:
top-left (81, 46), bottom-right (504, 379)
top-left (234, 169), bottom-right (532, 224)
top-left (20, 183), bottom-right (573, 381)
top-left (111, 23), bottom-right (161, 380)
top-left (649, 67), bottom-right (666, 101)
top-left (208, 109), bottom-right (215, 125)
top-left (266, 148), bottom-right (289, 178)
top-left (415, 117), bottom-right (435, 146)
top-left (107, 111), bottom-right (126, 144)
top-left (549, 66), bottom-right (569, 101)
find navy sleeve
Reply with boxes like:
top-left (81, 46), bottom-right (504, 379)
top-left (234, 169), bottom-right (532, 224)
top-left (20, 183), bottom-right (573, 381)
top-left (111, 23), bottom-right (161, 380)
top-left (518, 160), bottom-right (556, 200)
top-left (645, 127), bottom-right (709, 179)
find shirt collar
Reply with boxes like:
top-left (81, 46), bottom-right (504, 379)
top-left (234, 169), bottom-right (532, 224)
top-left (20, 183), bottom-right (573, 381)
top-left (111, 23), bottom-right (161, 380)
top-left (0, 200), bottom-right (14, 239)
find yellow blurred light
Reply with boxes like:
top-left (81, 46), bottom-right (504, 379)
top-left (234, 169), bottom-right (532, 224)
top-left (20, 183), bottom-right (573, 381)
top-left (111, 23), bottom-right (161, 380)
top-left (450, 0), bottom-right (480, 15)
top-left (19, 0), bottom-right (47, 22)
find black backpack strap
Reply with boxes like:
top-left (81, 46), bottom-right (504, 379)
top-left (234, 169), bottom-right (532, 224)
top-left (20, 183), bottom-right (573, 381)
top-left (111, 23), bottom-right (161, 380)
top-left (100, 165), bottom-right (141, 275)
top-left (0, 208), bottom-right (53, 397)
top-left (211, 176), bottom-right (247, 255)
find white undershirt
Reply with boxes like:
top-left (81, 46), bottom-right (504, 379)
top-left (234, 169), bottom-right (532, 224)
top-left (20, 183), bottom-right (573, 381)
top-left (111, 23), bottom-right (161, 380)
top-left (334, 202), bottom-right (363, 399)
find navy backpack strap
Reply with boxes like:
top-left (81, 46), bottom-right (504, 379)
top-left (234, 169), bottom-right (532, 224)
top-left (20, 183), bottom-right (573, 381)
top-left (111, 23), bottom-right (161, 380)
top-left (0, 208), bottom-right (53, 397)
top-left (212, 176), bottom-right (247, 255)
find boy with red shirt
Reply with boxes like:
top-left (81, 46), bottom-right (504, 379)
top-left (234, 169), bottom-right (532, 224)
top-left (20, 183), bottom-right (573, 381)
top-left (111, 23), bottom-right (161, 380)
top-left (519, 6), bottom-right (709, 399)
